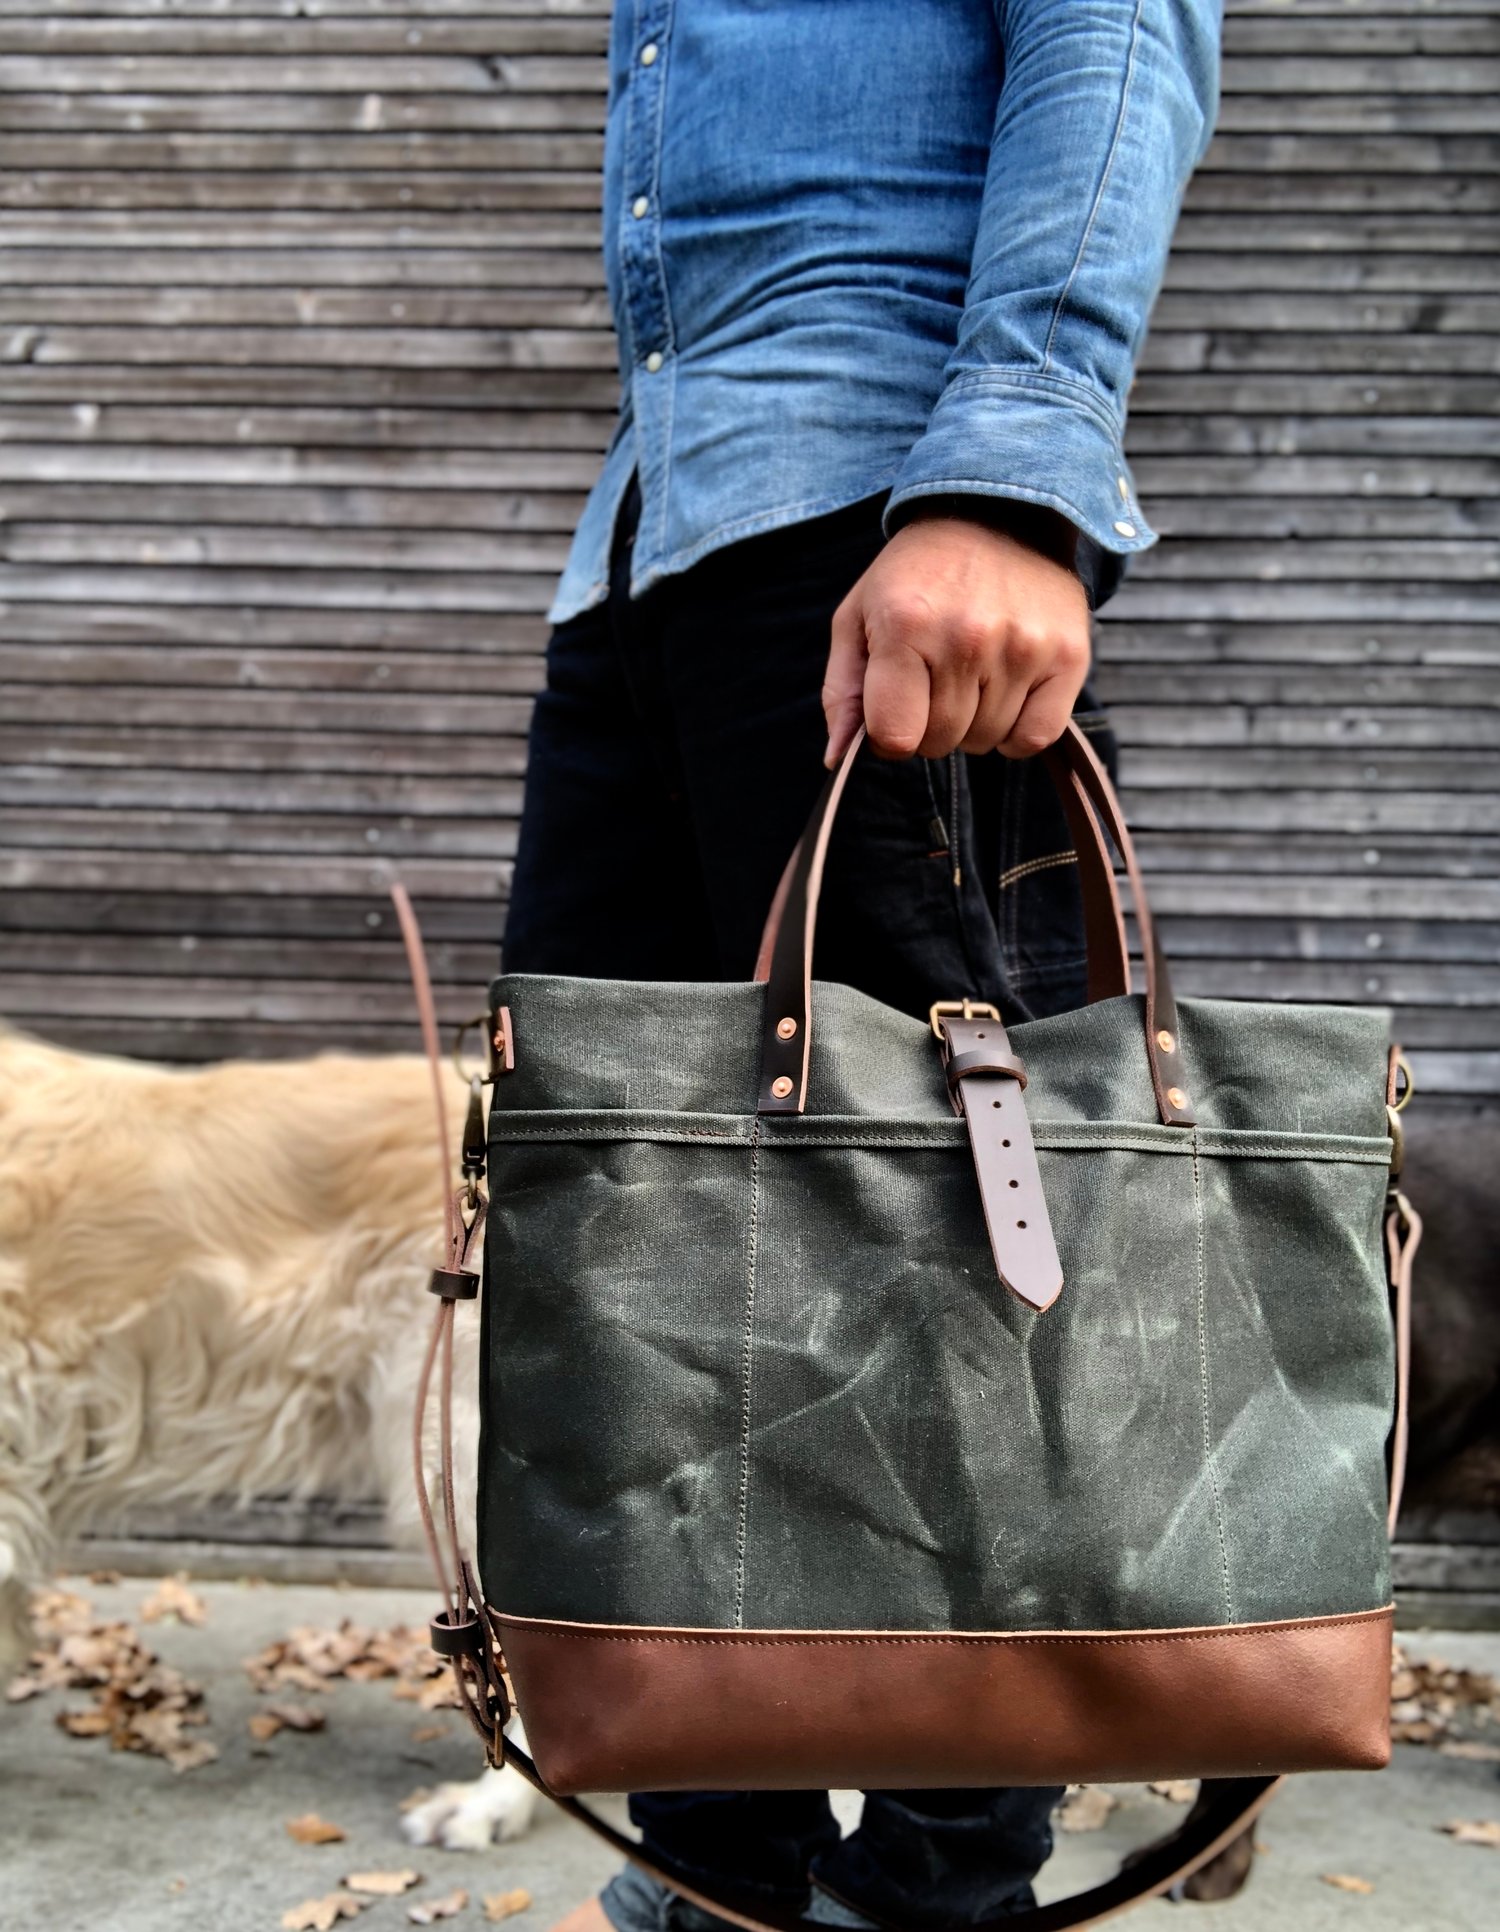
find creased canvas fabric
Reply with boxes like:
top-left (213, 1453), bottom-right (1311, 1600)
top-left (478, 979), bottom-right (1394, 1635)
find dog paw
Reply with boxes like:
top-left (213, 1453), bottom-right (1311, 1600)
top-left (402, 1771), bottom-right (538, 1851)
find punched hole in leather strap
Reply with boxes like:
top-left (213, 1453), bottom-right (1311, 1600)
top-left (939, 1014), bottom-right (1062, 1312)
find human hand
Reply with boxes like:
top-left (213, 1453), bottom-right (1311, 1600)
top-left (822, 512), bottom-right (1091, 767)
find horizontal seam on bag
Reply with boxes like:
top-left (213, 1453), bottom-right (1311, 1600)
top-left (488, 1124), bottom-right (1391, 1162)
top-left (501, 1627), bottom-right (1389, 1650)
top-left (497, 1611), bottom-right (1392, 1647)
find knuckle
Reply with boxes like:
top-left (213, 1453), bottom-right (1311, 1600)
top-left (874, 593), bottom-right (935, 643)
top-left (1004, 626), bottom-right (1048, 676)
top-left (944, 614), bottom-right (992, 672)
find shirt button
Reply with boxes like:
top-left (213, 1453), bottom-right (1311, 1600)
top-left (632, 195), bottom-right (649, 218)
top-left (645, 350), bottom-right (664, 373)
top-left (1117, 475), bottom-right (1130, 499)
top-left (1113, 520), bottom-right (1137, 538)
top-left (640, 41), bottom-right (658, 64)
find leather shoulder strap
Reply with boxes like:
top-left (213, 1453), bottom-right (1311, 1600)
top-left (495, 1742), bottom-right (1279, 1932)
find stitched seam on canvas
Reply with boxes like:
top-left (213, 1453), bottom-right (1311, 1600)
top-left (500, 1612), bottom-right (1390, 1648)
top-left (1192, 1131), bottom-right (1235, 1624)
top-left (487, 1124), bottom-right (1390, 1163)
top-left (732, 1118), bottom-right (762, 1630)
top-left (999, 850), bottom-right (1079, 892)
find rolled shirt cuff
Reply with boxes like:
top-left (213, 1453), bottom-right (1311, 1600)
top-left (883, 368), bottom-right (1155, 610)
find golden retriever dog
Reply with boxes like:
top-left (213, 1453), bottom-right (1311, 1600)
top-left (0, 1024), bottom-right (537, 1850)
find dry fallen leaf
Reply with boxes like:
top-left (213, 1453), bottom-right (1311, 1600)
top-left (245, 1619), bottom-right (455, 1710)
top-left (483, 1890), bottom-right (532, 1922)
top-left (1438, 1819), bottom-right (1500, 1849)
top-left (1438, 1740), bottom-right (1500, 1764)
top-left (399, 1787), bottom-right (434, 1814)
top-left (249, 1712), bottom-right (285, 1742)
top-left (1320, 1874), bottom-right (1375, 1895)
top-left (346, 1872), bottom-right (422, 1898)
top-left (269, 1702), bottom-right (326, 1733)
top-left (57, 1707), bottom-right (113, 1738)
top-left (408, 1890), bottom-right (469, 1925)
top-left (281, 1894), bottom-right (367, 1931)
top-left (164, 1737), bottom-right (219, 1774)
top-left (411, 1724), bottom-right (448, 1745)
top-left (1148, 1780), bottom-right (1196, 1804)
top-left (1056, 1787), bottom-right (1117, 1833)
top-left (140, 1576), bottom-right (207, 1627)
top-left (285, 1813), bottom-right (348, 1846)
top-left (20, 1587), bottom-right (217, 1769)
top-left (1388, 1645), bottom-right (1499, 1753)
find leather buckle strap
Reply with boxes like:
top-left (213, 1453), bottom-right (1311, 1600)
top-left (944, 1047), bottom-right (1028, 1091)
top-left (938, 1013), bottom-right (1062, 1312)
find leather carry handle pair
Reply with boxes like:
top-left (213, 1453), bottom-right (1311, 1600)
top-left (753, 722), bottom-right (1195, 1126)
top-left (391, 885), bottom-right (1422, 1932)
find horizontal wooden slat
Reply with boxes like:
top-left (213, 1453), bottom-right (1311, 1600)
top-left (0, 0), bottom-right (1492, 1121)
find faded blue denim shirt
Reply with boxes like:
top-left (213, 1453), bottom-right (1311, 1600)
top-left (549, 0), bottom-right (1221, 624)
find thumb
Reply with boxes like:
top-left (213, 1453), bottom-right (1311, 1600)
top-left (822, 593), bottom-right (868, 768)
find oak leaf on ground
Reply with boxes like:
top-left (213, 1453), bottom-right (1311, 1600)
top-left (346, 1872), bottom-right (422, 1897)
top-left (1438, 1819), bottom-right (1500, 1849)
top-left (280, 1893), bottom-right (367, 1930)
top-left (140, 1576), bottom-right (207, 1626)
top-left (1319, 1874), bottom-right (1374, 1895)
top-left (285, 1813), bottom-right (348, 1846)
top-left (483, 1889), bottom-right (533, 1922)
top-left (408, 1889), bottom-right (470, 1924)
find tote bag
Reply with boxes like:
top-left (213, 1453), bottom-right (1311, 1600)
top-left (407, 721), bottom-right (1411, 1927)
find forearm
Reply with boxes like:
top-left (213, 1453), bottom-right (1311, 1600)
top-left (884, 0), bottom-right (1221, 606)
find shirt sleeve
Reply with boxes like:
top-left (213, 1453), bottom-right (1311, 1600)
top-left (882, 0), bottom-right (1221, 608)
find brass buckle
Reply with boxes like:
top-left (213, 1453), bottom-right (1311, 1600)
top-left (929, 998), bottom-right (1001, 1041)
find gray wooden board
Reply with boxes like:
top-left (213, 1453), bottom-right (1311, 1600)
top-left (0, 0), bottom-right (1494, 1122)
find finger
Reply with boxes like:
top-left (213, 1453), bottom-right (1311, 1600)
top-left (822, 594), bottom-right (869, 767)
top-left (997, 667), bottom-right (1086, 761)
top-left (861, 633), bottom-right (934, 761)
top-left (916, 619), bottom-right (988, 759)
top-left (957, 662), bottom-right (1028, 756)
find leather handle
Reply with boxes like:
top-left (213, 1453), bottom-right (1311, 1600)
top-left (755, 724), bottom-right (1193, 1126)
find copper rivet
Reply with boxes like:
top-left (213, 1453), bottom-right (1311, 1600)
top-left (1168, 1086), bottom-right (1187, 1109)
top-left (776, 1016), bottom-right (797, 1039)
top-left (770, 1075), bottom-right (793, 1099)
top-left (1156, 1029), bottom-right (1175, 1053)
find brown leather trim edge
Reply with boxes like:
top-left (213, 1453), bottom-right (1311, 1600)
top-left (497, 1605), bottom-right (1393, 1796)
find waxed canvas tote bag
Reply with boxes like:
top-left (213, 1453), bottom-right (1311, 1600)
top-left (406, 720), bottom-right (1413, 1927)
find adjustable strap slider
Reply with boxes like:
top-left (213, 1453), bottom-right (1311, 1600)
top-left (429, 1267), bottom-right (480, 1301)
top-left (430, 1611), bottom-right (485, 1660)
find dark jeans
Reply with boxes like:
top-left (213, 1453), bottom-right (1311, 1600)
top-left (503, 472), bottom-right (1117, 1927)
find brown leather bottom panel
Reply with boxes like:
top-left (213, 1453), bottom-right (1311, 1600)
top-left (497, 1605), bottom-right (1393, 1795)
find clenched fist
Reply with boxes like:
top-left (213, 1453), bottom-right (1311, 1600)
top-left (822, 512), bottom-right (1091, 768)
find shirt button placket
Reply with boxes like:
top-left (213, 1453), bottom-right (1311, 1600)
top-left (622, 4), bottom-right (673, 565)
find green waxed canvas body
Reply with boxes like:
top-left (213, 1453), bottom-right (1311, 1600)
top-left (477, 976), bottom-right (1396, 1638)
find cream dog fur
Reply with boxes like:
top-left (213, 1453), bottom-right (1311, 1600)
top-left (0, 1024), bottom-right (536, 1849)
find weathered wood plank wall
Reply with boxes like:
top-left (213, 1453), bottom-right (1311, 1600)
top-left (1, 1), bottom-right (1496, 1117)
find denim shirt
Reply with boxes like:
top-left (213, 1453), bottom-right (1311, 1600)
top-left (549, 0), bottom-right (1221, 624)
